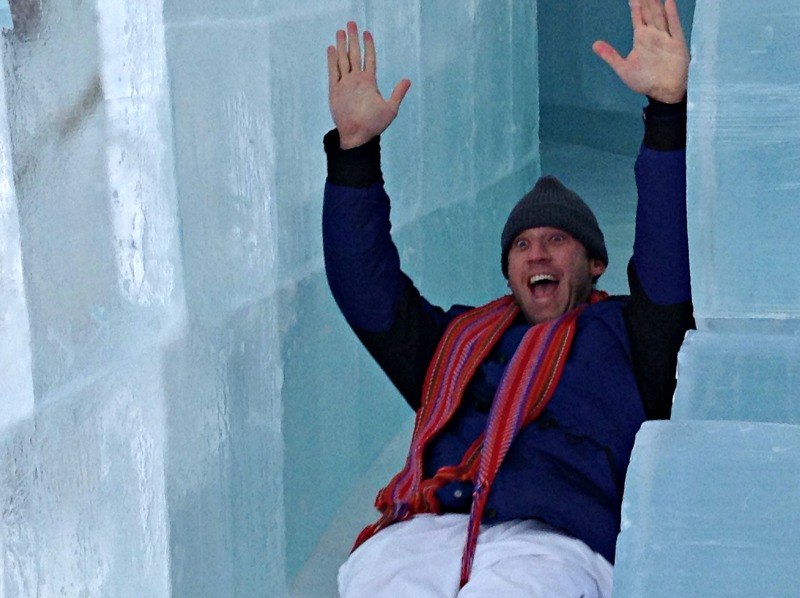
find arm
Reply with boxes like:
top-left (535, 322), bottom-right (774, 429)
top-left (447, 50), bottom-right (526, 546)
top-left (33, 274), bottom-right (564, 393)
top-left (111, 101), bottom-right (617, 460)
top-left (324, 20), bottom-right (413, 326)
top-left (592, 0), bottom-right (689, 105)
top-left (626, 99), bottom-right (694, 420)
top-left (594, 0), bottom-right (694, 418)
top-left (593, 0), bottom-right (691, 297)
top-left (323, 24), bottom-right (449, 409)
top-left (327, 21), bottom-right (411, 149)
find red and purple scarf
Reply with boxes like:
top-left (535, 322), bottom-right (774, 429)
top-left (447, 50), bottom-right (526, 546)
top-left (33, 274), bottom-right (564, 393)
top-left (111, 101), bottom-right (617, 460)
top-left (353, 290), bottom-right (607, 587)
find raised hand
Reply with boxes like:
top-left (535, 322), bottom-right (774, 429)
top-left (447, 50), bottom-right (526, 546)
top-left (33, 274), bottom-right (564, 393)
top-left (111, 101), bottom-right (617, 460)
top-left (592, 0), bottom-right (689, 104)
top-left (327, 22), bottom-right (412, 149)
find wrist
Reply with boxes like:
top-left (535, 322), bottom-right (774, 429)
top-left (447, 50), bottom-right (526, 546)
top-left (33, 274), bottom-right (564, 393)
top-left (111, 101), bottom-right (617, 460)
top-left (324, 129), bottom-right (383, 187)
top-left (648, 79), bottom-right (688, 105)
top-left (645, 94), bottom-right (687, 115)
top-left (654, 91), bottom-right (687, 105)
top-left (642, 96), bottom-right (687, 151)
top-left (337, 129), bottom-right (375, 150)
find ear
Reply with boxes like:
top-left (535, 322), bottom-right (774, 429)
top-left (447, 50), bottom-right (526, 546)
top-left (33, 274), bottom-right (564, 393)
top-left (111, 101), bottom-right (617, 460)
top-left (589, 258), bottom-right (606, 279)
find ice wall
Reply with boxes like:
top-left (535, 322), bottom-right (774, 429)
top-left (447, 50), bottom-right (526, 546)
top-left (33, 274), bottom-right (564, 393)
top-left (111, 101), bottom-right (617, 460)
top-left (679, 0), bottom-right (800, 425)
top-left (0, 1), bottom-right (174, 596)
top-left (613, 1), bottom-right (800, 595)
top-left (0, 0), bottom-right (539, 596)
top-left (0, 5), bottom-right (9, 31)
top-left (688, 0), bottom-right (800, 323)
top-left (614, 420), bottom-right (800, 597)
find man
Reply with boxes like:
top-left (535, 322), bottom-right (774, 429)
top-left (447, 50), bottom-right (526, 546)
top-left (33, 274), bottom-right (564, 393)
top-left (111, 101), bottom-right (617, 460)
top-left (322, 1), bottom-right (693, 596)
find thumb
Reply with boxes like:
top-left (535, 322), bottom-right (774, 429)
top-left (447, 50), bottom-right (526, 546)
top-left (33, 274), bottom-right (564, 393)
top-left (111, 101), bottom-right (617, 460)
top-left (387, 78), bottom-right (412, 112)
top-left (592, 40), bottom-right (625, 76)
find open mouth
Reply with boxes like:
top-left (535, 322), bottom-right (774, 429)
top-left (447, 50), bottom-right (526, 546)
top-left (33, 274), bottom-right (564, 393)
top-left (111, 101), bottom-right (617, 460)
top-left (528, 274), bottom-right (559, 298)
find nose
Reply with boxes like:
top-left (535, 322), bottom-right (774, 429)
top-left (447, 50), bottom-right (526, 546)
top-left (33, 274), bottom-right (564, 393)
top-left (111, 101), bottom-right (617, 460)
top-left (525, 237), bottom-right (550, 262)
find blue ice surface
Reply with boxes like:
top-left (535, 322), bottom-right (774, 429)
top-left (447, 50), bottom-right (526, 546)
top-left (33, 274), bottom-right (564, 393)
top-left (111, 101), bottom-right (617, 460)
top-left (0, 4), bottom-right (10, 31)
top-left (673, 330), bottom-right (800, 424)
top-left (688, 0), bottom-right (800, 321)
top-left (614, 420), bottom-right (800, 598)
top-left (613, 1), bottom-right (800, 594)
top-left (18, 0), bottom-right (800, 595)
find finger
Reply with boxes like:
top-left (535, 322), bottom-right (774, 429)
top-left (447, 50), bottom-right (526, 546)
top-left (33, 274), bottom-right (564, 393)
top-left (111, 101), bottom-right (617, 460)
top-left (387, 79), bottom-right (412, 112)
top-left (641, 0), bottom-right (668, 31)
top-left (364, 30), bottom-right (376, 75)
top-left (347, 21), bottom-right (362, 72)
top-left (335, 28), bottom-right (350, 74)
top-left (629, 1), bottom-right (645, 31)
top-left (592, 40), bottom-right (626, 75)
top-left (665, 0), bottom-right (687, 44)
top-left (327, 45), bottom-right (339, 90)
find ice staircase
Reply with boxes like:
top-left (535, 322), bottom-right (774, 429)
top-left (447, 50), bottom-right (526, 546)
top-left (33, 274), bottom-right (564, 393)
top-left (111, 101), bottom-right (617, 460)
top-left (611, 1), bottom-right (800, 596)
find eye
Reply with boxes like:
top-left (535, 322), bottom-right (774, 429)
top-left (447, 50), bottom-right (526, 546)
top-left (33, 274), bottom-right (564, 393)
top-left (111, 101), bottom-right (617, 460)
top-left (550, 233), bottom-right (565, 243)
top-left (514, 237), bottom-right (528, 250)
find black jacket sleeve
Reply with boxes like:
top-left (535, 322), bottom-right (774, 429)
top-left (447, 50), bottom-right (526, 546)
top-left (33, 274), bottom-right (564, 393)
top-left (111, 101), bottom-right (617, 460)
top-left (625, 97), bottom-right (695, 420)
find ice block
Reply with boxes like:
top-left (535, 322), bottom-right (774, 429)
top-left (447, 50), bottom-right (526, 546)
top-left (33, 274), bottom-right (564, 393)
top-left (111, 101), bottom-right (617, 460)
top-left (614, 420), bottom-right (800, 597)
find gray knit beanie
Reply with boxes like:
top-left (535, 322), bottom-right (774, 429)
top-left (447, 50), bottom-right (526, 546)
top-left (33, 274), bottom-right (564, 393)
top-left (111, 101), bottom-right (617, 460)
top-left (501, 175), bottom-right (608, 278)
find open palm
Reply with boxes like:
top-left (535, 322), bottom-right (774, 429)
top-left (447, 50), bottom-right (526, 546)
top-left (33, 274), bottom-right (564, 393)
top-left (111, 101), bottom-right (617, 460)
top-left (592, 0), bottom-right (689, 104)
top-left (327, 22), bottom-right (411, 149)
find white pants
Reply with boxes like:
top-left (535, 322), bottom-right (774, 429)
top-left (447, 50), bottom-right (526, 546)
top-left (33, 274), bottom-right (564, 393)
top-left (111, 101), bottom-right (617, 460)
top-left (338, 514), bottom-right (613, 598)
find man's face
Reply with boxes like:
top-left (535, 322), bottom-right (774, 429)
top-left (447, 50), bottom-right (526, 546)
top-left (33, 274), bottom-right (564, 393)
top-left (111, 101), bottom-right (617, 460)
top-left (506, 227), bottom-right (606, 325)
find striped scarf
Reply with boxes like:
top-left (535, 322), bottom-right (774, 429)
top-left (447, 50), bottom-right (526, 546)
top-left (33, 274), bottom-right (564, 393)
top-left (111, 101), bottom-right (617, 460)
top-left (352, 290), bottom-right (607, 588)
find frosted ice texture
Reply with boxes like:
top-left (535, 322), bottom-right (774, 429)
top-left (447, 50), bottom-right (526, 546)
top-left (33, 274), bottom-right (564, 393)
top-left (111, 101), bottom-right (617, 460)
top-left (11, 0), bottom-right (779, 594)
top-left (0, 42), bottom-right (34, 429)
top-left (614, 421), bottom-right (800, 598)
top-left (1, 0), bottom-right (541, 597)
top-left (669, 0), bottom-right (800, 475)
top-left (673, 330), bottom-right (800, 424)
top-left (0, 4), bottom-right (10, 31)
top-left (688, 0), bottom-right (800, 321)
top-left (613, 3), bottom-right (800, 595)
top-left (0, 1), bottom-right (178, 596)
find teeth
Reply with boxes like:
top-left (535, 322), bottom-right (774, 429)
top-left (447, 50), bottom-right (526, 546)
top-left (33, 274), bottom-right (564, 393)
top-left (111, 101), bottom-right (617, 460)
top-left (529, 274), bottom-right (556, 285)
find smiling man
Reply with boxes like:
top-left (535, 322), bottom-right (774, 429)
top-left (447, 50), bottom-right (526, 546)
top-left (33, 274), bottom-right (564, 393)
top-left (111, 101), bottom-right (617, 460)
top-left (501, 175), bottom-right (608, 325)
top-left (323, 1), bottom-right (694, 596)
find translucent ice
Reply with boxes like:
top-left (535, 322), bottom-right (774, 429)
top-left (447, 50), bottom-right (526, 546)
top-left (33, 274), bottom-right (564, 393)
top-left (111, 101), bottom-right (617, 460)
top-left (0, 42), bottom-right (34, 428)
top-left (688, 0), bottom-right (800, 321)
top-left (612, 1), bottom-right (800, 595)
top-left (1, 1), bottom-right (547, 596)
top-left (0, 3), bottom-right (10, 31)
top-left (673, 330), bottom-right (800, 424)
top-left (614, 420), bottom-right (800, 597)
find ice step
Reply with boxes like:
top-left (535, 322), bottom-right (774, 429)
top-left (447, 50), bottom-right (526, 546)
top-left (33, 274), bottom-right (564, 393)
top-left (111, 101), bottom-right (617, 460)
top-left (613, 420), bottom-right (800, 597)
top-left (672, 329), bottom-right (800, 424)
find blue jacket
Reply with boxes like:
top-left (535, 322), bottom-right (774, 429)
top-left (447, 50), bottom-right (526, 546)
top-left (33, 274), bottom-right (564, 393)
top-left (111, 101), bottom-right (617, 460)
top-left (322, 100), bottom-right (693, 564)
